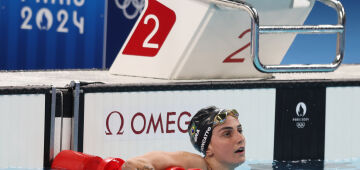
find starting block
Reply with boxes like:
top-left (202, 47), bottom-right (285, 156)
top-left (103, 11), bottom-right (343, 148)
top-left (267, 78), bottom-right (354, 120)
top-left (109, 0), bottom-right (345, 79)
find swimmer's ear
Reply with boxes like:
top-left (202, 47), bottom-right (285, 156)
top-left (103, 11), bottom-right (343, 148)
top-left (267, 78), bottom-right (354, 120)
top-left (206, 144), bottom-right (214, 157)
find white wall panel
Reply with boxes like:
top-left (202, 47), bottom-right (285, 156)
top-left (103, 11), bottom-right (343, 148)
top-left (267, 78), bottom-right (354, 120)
top-left (83, 89), bottom-right (276, 161)
top-left (325, 87), bottom-right (360, 160)
top-left (0, 94), bottom-right (45, 168)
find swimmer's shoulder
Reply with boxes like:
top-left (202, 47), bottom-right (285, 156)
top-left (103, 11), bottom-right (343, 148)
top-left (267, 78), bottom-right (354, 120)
top-left (169, 151), bottom-right (208, 170)
top-left (138, 150), bottom-right (207, 170)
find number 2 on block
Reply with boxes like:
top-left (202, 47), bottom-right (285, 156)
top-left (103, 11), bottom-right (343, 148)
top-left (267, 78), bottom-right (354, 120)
top-left (143, 14), bottom-right (159, 49)
top-left (223, 29), bottom-right (251, 63)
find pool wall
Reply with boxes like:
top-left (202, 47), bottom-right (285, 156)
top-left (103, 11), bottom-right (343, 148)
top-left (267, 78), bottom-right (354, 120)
top-left (1, 80), bottom-right (360, 168)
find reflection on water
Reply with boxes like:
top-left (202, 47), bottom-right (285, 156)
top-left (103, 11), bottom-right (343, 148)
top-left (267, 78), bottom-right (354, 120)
top-left (237, 158), bottom-right (360, 170)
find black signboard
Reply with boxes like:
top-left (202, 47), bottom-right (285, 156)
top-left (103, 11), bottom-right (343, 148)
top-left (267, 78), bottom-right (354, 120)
top-left (274, 87), bottom-right (326, 166)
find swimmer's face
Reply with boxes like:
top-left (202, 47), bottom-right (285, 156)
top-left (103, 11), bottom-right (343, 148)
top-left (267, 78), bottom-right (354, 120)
top-left (207, 116), bottom-right (245, 167)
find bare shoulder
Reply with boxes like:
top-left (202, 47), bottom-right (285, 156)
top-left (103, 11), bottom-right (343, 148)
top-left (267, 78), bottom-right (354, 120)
top-left (138, 151), bottom-right (207, 170)
top-left (167, 151), bottom-right (207, 169)
top-left (169, 151), bottom-right (203, 159)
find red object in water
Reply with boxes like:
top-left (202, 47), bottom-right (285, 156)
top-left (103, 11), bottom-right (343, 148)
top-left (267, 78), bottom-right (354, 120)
top-left (97, 157), bottom-right (125, 170)
top-left (51, 150), bottom-right (103, 170)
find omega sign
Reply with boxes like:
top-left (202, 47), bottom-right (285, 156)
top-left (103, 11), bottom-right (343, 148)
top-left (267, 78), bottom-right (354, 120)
top-left (105, 111), bottom-right (192, 137)
top-left (292, 102), bottom-right (310, 128)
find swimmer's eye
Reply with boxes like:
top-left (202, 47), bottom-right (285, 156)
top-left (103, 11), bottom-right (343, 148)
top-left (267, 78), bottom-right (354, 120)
top-left (223, 131), bottom-right (232, 137)
top-left (237, 124), bottom-right (243, 134)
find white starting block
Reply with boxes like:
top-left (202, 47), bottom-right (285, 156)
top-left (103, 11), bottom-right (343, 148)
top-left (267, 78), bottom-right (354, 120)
top-left (109, 0), bottom-right (345, 79)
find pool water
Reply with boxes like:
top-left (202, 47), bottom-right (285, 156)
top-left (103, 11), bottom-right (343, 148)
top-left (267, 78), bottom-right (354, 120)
top-left (2, 158), bottom-right (360, 170)
top-left (237, 158), bottom-right (360, 170)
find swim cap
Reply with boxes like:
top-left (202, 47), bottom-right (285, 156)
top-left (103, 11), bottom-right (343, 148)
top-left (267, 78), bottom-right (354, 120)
top-left (188, 106), bottom-right (220, 155)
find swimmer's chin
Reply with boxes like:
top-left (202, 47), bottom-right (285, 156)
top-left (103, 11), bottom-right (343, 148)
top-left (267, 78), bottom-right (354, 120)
top-left (231, 157), bottom-right (246, 168)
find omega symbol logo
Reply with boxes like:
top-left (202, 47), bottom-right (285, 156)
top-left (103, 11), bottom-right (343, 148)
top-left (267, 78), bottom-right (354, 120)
top-left (296, 102), bottom-right (307, 117)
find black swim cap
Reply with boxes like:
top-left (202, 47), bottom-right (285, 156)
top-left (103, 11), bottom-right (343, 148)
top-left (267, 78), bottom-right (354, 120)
top-left (188, 106), bottom-right (220, 155)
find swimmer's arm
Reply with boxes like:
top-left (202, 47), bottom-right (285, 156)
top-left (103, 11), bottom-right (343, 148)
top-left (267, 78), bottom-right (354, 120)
top-left (122, 151), bottom-right (207, 170)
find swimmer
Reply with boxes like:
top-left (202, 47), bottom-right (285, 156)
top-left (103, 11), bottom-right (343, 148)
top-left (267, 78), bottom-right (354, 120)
top-left (121, 106), bottom-right (246, 170)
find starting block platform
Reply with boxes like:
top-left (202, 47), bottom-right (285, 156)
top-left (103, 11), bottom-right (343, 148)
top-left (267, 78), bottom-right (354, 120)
top-left (110, 0), bottom-right (345, 79)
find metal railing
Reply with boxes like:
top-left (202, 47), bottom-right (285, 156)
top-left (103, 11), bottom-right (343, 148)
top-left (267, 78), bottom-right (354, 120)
top-left (209, 0), bottom-right (346, 73)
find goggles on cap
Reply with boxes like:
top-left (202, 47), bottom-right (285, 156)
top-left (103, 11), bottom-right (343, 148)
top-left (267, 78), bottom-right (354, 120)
top-left (213, 109), bottom-right (239, 127)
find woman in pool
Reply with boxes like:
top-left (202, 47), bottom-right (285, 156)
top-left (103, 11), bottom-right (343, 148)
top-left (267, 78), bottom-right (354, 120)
top-left (121, 106), bottom-right (246, 170)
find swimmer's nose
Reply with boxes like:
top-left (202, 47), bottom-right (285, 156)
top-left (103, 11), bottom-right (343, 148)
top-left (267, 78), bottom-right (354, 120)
top-left (236, 132), bottom-right (245, 145)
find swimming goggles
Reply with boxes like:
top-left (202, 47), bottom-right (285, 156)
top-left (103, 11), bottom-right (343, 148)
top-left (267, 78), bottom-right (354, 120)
top-left (213, 109), bottom-right (239, 127)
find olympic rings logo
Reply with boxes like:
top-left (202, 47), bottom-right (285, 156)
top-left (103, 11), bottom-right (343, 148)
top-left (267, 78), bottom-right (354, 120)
top-left (296, 122), bottom-right (306, 128)
top-left (115, 0), bottom-right (145, 20)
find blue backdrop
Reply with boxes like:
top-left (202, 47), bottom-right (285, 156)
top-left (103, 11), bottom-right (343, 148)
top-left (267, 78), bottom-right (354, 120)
top-left (0, 0), bottom-right (105, 70)
top-left (104, 0), bottom-right (143, 68)
top-left (283, 0), bottom-right (360, 64)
